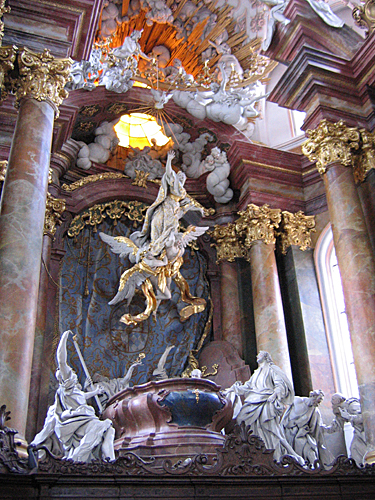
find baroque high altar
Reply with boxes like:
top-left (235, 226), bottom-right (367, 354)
top-left (2, 0), bottom-right (375, 498)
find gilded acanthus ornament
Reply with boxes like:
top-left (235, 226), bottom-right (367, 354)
top-left (61, 172), bottom-right (128, 192)
top-left (279, 211), bottom-right (316, 255)
top-left (132, 170), bottom-right (150, 188)
top-left (352, 0), bottom-right (375, 34)
top-left (302, 120), bottom-right (360, 174)
top-left (352, 129), bottom-right (375, 183)
top-left (210, 223), bottom-right (247, 263)
top-left (0, 0), bottom-right (10, 47)
top-left (44, 193), bottom-right (66, 237)
top-left (0, 45), bottom-right (17, 102)
top-left (67, 200), bottom-right (150, 237)
top-left (0, 159), bottom-right (7, 181)
top-left (15, 48), bottom-right (72, 117)
top-left (236, 203), bottom-right (281, 247)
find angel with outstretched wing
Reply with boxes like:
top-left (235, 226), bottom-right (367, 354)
top-left (100, 224), bottom-right (207, 325)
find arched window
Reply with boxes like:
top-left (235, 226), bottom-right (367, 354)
top-left (314, 224), bottom-right (359, 398)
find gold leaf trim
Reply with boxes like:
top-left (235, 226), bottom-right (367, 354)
top-left (67, 200), bottom-right (149, 237)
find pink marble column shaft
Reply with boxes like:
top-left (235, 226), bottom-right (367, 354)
top-left (219, 260), bottom-right (243, 357)
top-left (26, 234), bottom-right (52, 443)
top-left (0, 98), bottom-right (54, 440)
top-left (324, 163), bottom-right (375, 462)
top-left (249, 240), bottom-right (292, 381)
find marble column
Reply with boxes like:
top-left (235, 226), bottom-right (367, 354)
top-left (236, 204), bottom-right (292, 381)
top-left (248, 240), bottom-right (292, 381)
top-left (0, 48), bottom-right (71, 448)
top-left (303, 120), bottom-right (375, 463)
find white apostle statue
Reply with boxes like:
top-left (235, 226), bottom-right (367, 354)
top-left (225, 351), bottom-right (303, 463)
top-left (30, 330), bottom-right (115, 463)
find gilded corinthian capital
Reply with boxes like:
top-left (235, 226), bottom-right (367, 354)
top-left (236, 203), bottom-right (281, 247)
top-left (302, 120), bottom-right (360, 174)
top-left (210, 223), bottom-right (247, 263)
top-left (15, 48), bottom-right (72, 117)
top-left (44, 193), bottom-right (66, 237)
top-left (279, 211), bottom-right (316, 255)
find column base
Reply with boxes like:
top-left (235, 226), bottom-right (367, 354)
top-left (15, 436), bottom-right (29, 459)
top-left (364, 448), bottom-right (375, 464)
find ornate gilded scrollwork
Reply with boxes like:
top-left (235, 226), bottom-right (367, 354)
top-left (0, 0), bottom-right (10, 46)
top-left (352, 129), bottom-right (375, 183)
top-left (14, 48), bottom-right (72, 117)
top-left (61, 172), bottom-right (128, 191)
top-left (279, 211), bottom-right (316, 255)
top-left (236, 203), bottom-right (281, 247)
top-left (132, 170), bottom-right (150, 188)
top-left (352, 0), bottom-right (375, 34)
top-left (44, 193), bottom-right (66, 238)
top-left (302, 120), bottom-right (361, 174)
top-left (0, 159), bottom-right (6, 181)
top-left (0, 45), bottom-right (17, 102)
top-left (210, 223), bottom-right (247, 263)
top-left (67, 200), bottom-right (149, 237)
top-left (302, 120), bottom-right (375, 183)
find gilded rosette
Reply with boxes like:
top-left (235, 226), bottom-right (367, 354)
top-left (236, 203), bottom-right (281, 247)
top-left (15, 48), bottom-right (72, 116)
top-left (302, 120), bottom-right (360, 174)
top-left (210, 223), bottom-right (247, 263)
top-left (44, 193), bottom-right (66, 237)
top-left (279, 211), bottom-right (316, 255)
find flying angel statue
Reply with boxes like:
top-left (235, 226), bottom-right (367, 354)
top-left (100, 150), bottom-right (209, 325)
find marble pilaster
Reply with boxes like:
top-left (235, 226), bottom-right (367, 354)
top-left (25, 234), bottom-right (52, 443)
top-left (219, 260), bottom-right (243, 357)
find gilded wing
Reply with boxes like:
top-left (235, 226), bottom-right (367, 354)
top-left (100, 232), bottom-right (139, 263)
top-left (108, 263), bottom-right (149, 305)
top-left (180, 225), bottom-right (208, 248)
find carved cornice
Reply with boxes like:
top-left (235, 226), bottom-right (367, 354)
top-left (353, 0), bottom-right (375, 34)
top-left (61, 172), bottom-right (128, 192)
top-left (14, 48), bottom-right (72, 117)
top-left (279, 211), bottom-right (316, 255)
top-left (44, 193), bottom-right (66, 238)
top-left (210, 224), bottom-right (247, 263)
top-left (67, 200), bottom-right (149, 237)
top-left (302, 120), bottom-right (361, 174)
top-left (236, 204), bottom-right (281, 247)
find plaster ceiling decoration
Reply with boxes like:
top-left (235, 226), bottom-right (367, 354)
top-left (66, 0), bottom-right (277, 136)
